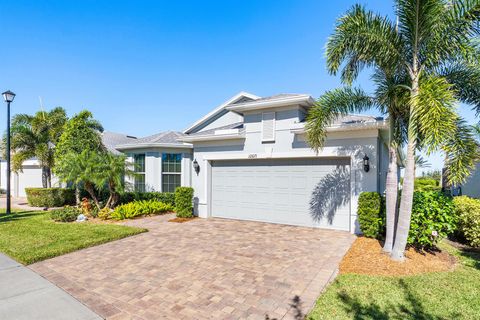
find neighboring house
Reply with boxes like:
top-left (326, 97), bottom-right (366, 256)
top-left (459, 162), bottom-right (480, 198)
top-left (114, 92), bottom-right (393, 233)
top-left (0, 131), bottom-right (137, 197)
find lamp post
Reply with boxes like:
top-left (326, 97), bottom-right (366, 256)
top-left (2, 90), bottom-right (15, 214)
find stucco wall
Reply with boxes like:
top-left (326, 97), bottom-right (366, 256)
top-left (123, 147), bottom-right (193, 192)
top-left (190, 106), bottom-right (383, 233)
top-left (193, 110), bottom-right (243, 133)
top-left (462, 162), bottom-right (480, 198)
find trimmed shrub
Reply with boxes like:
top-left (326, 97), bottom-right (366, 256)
top-left (25, 188), bottom-right (75, 207)
top-left (111, 200), bottom-right (174, 220)
top-left (414, 178), bottom-right (441, 192)
top-left (50, 206), bottom-right (81, 222)
top-left (118, 192), bottom-right (175, 207)
top-left (453, 196), bottom-right (480, 247)
top-left (357, 192), bottom-right (384, 238)
top-left (408, 191), bottom-right (456, 248)
top-left (175, 187), bottom-right (194, 218)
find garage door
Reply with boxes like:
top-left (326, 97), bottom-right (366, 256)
top-left (211, 158), bottom-right (351, 231)
top-left (16, 167), bottom-right (43, 197)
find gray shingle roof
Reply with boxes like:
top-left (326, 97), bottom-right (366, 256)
top-left (101, 131), bottom-right (138, 154)
top-left (132, 131), bottom-right (185, 144)
top-left (330, 115), bottom-right (382, 126)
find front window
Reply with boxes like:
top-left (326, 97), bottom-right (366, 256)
top-left (134, 154), bottom-right (146, 192)
top-left (162, 153), bottom-right (182, 192)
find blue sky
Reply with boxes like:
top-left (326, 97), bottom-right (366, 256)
top-left (0, 0), bottom-right (477, 171)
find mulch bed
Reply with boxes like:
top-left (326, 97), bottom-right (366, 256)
top-left (168, 217), bottom-right (197, 223)
top-left (339, 237), bottom-right (457, 276)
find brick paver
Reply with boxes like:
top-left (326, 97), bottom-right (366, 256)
top-left (30, 214), bottom-right (355, 319)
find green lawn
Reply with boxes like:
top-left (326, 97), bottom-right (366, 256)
top-left (307, 243), bottom-right (480, 320)
top-left (0, 210), bottom-right (146, 264)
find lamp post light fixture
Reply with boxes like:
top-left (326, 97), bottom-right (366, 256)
top-left (2, 90), bottom-right (15, 215)
top-left (363, 154), bottom-right (370, 173)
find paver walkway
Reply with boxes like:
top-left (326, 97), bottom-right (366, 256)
top-left (0, 253), bottom-right (101, 320)
top-left (30, 214), bottom-right (355, 319)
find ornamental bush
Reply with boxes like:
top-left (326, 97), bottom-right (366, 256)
top-left (175, 187), bottom-right (194, 218)
top-left (118, 192), bottom-right (175, 207)
top-left (111, 200), bottom-right (174, 220)
top-left (408, 191), bottom-right (456, 248)
top-left (50, 206), bottom-right (81, 222)
top-left (453, 196), bottom-right (480, 247)
top-left (414, 178), bottom-right (441, 192)
top-left (25, 188), bottom-right (75, 208)
top-left (357, 192), bottom-right (384, 238)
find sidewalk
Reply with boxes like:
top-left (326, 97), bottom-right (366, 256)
top-left (0, 197), bottom-right (54, 211)
top-left (0, 254), bottom-right (102, 320)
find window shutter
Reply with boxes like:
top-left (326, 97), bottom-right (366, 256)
top-left (262, 112), bottom-right (275, 142)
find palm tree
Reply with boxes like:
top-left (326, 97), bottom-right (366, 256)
top-left (8, 107), bottom-right (67, 188)
top-left (93, 153), bottom-right (135, 208)
top-left (54, 150), bottom-right (102, 209)
top-left (312, 0), bottom-right (480, 260)
top-left (307, 68), bottom-right (409, 253)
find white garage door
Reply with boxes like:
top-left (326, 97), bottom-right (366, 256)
top-left (16, 167), bottom-right (43, 197)
top-left (211, 158), bottom-right (351, 231)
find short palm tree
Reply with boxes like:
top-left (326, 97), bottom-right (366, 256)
top-left (93, 153), bottom-right (135, 208)
top-left (309, 0), bottom-right (480, 260)
top-left (8, 107), bottom-right (67, 188)
top-left (55, 150), bottom-right (102, 208)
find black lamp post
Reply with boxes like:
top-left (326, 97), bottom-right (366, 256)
top-left (2, 90), bottom-right (15, 214)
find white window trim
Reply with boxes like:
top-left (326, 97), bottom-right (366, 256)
top-left (261, 111), bottom-right (276, 142)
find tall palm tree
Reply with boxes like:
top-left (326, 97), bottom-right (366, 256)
top-left (313, 0), bottom-right (480, 260)
top-left (8, 107), bottom-right (67, 188)
top-left (306, 69), bottom-right (409, 254)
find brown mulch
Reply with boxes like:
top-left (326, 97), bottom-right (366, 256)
top-left (168, 217), bottom-right (197, 223)
top-left (339, 237), bottom-right (457, 276)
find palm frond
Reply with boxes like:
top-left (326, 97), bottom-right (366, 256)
top-left (414, 75), bottom-right (458, 154)
top-left (306, 87), bottom-right (377, 151)
top-left (443, 118), bottom-right (480, 184)
top-left (326, 4), bottom-right (403, 84)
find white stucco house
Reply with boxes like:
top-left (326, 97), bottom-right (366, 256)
top-left (115, 92), bottom-right (392, 233)
top-left (1, 91), bottom-right (393, 232)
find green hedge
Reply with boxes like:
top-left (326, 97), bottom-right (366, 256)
top-left (357, 192), bottom-right (384, 238)
top-left (118, 192), bottom-right (175, 207)
top-left (25, 188), bottom-right (75, 207)
top-left (414, 178), bottom-right (441, 192)
top-left (357, 191), bottom-right (456, 248)
top-left (175, 187), bottom-right (194, 218)
top-left (408, 192), bottom-right (455, 248)
top-left (111, 200), bottom-right (174, 220)
top-left (453, 196), bottom-right (480, 247)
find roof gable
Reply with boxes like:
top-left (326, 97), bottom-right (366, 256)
top-left (183, 91), bottom-right (260, 134)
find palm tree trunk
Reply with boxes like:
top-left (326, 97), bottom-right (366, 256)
top-left (391, 76), bottom-right (419, 261)
top-left (46, 167), bottom-right (52, 188)
top-left (383, 143), bottom-right (398, 253)
top-left (41, 166), bottom-right (48, 188)
top-left (75, 185), bottom-right (81, 205)
top-left (84, 181), bottom-right (101, 209)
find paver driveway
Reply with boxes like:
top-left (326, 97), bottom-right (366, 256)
top-left (31, 214), bottom-right (355, 320)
